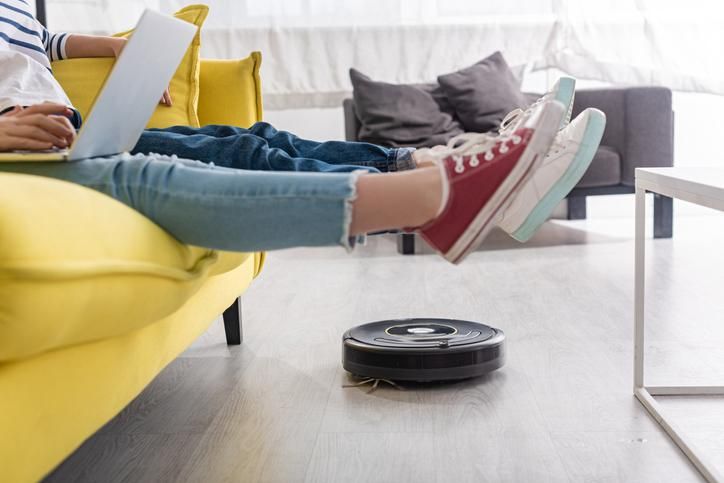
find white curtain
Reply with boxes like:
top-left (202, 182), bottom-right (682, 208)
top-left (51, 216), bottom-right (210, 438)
top-left (40, 0), bottom-right (724, 108)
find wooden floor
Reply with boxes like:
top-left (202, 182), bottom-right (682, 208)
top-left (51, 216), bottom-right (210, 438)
top-left (46, 208), bottom-right (724, 482)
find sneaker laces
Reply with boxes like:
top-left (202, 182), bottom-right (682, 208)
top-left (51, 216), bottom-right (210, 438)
top-left (500, 83), bottom-right (574, 136)
top-left (438, 131), bottom-right (523, 174)
top-left (499, 93), bottom-right (550, 136)
top-left (500, 107), bottom-right (527, 134)
top-left (546, 124), bottom-right (574, 159)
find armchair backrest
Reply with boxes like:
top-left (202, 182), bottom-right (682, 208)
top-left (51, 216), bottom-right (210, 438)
top-left (198, 53), bottom-right (263, 128)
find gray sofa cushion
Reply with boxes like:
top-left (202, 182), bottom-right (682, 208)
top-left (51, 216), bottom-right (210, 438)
top-left (349, 68), bottom-right (463, 148)
top-left (437, 51), bottom-right (528, 133)
top-left (576, 145), bottom-right (622, 188)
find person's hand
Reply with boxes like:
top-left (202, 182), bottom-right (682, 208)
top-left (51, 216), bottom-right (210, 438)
top-left (109, 37), bottom-right (127, 57)
top-left (0, 103), bottom-right (77, 151)
top-left (9, 104), bottom-right (77, 146)
top-left (160, 87), bottom-right (172, 106)
top-left (110, 37), bottom-right (172, 106)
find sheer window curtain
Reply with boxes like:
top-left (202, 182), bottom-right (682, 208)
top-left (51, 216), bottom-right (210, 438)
top-left (34, 0), bottom-right (724, 109)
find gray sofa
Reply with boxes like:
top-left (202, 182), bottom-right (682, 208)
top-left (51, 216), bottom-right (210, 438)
top-left (343, 86), bottom-right (674, 254)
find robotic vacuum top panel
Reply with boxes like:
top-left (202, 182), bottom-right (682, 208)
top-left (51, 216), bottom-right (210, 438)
top-left (346, 318), bottom-right (498, 350)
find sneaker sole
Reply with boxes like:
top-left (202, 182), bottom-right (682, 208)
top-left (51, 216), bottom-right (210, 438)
top-left (444, 101), bottom-right (565, 264)
top-left (555, 77), bottom-right (576, 129)
top-left (509, 109), bottom-right (606, 243)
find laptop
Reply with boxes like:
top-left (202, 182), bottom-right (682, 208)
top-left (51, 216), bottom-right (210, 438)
top-left (0, 9), bottom-right (197, 162)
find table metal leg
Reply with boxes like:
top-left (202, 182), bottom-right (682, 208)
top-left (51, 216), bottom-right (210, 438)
top-left (635, 387), bottom-right (721, 482)
top-left (634, 187), bottom-right (646, 390)
top-left (646, 386), bottom-right (724, 396)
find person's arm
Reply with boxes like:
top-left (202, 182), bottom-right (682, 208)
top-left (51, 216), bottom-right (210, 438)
top-left (63, 34), bottom-right (126, 59)
top-left (40, 25), bottom-right (125, 61)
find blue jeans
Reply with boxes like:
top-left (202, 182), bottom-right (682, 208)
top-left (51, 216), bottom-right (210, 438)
top-left (0, 153), bottom-right (362, 252)
top-left (133, 123), bottom-right (416, 173)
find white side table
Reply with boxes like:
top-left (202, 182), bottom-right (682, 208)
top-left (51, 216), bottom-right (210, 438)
top-left (635, 167), bottom-right (724, 483)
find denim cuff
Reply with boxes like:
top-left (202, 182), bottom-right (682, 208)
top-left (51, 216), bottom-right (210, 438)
top-left (341, 170), bottom-right (368, 252)
top-left (393, 148), bottom-right (417, 171)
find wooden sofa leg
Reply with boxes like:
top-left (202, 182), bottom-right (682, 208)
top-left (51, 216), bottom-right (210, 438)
top-left (397, 233), bottom-right (416, 255)
top-left (653, 193), bottom-right (673, 238)
top-left (567, 196), bottom-right (587, 220)
top-left (222, 297), bottom-right (242, 345)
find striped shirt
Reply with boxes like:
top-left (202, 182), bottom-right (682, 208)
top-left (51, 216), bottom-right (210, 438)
top-left (0, 1), bottom-right (72, 111)
top-left (0, 0), bottom-right (68, 70)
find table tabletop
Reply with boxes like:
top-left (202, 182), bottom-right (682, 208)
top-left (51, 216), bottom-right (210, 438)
top-left (636, 167), bottom-right (724, 212)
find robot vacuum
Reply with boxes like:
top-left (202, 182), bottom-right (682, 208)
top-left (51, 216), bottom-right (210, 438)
top-left (342, 318), bottom-right (505, 382)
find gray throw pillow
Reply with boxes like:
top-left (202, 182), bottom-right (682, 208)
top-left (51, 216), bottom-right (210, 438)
top-left (437, 51), bottom-right (528, 133)
top-left (350, 68), bottom-right (463, 148)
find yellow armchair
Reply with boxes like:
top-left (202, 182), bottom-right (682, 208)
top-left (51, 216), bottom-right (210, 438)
top-left (0, 54), bottom-right (265, 482)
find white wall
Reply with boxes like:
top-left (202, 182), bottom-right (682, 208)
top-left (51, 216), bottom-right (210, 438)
top-left (264, 108), bottom-right (346, 142)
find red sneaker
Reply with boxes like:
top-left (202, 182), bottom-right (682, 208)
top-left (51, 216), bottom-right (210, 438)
top-left (415, 100), bottom-right (564, 264)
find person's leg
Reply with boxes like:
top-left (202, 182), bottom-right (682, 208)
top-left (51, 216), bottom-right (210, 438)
top-left (0, 154), bottom-right (440, 252)
top-left (244, 122), bottom-right (416, 172)
top-left (350, 169), bottom-right (440, 234)
top-left (133, 126), bottom-right (378, 173)
top-left (135, 123), bottom-right (415, 173)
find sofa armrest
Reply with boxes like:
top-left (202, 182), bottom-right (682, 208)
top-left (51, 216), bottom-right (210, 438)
top-left (343, 98), bottom-right (361, 142)
top-left (198, 53), bottom-right (263, 128)
top-left (574, 87), bottom-right (674, 186)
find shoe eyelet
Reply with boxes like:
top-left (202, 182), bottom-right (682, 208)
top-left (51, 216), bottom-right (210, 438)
top-left (454, 165), bottom-right (464, 174)
top-left (484, 152), bottom-right (494, 161)
top-left (499, 145), bottom-right (509, 154)
top-left (470, 157), bottom-right (479, 167)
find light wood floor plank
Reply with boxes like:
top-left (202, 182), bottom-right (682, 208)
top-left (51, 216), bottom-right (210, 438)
top-left (304, 432), bottom-right (436, 483)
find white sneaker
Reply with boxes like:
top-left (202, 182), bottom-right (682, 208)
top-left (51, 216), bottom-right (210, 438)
top-left (500, 76), bottom-right (577, 134)
top-left (497, 108), bottom-right (606, 242)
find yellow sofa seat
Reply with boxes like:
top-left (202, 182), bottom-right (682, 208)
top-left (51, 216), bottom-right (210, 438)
top-left (0, 55), bottom-right (265, 482)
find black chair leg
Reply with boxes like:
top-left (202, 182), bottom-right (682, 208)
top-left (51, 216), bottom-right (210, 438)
top-left (222, 297), bottom-right (242, 345)
top-left (567, 196), bottom-right (587, 220)
top-left (653, 193), bottom-right (673, 238)
top-left (397, 233), bottom-right (416, 255)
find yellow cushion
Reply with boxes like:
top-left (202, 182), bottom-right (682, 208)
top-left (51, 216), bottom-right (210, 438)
top-left (52, 4), bottom-right (208, 129)
top-left (198, 54), bottom-right (263, 127)
top-left (0, 172), bottom-right (248, 362)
